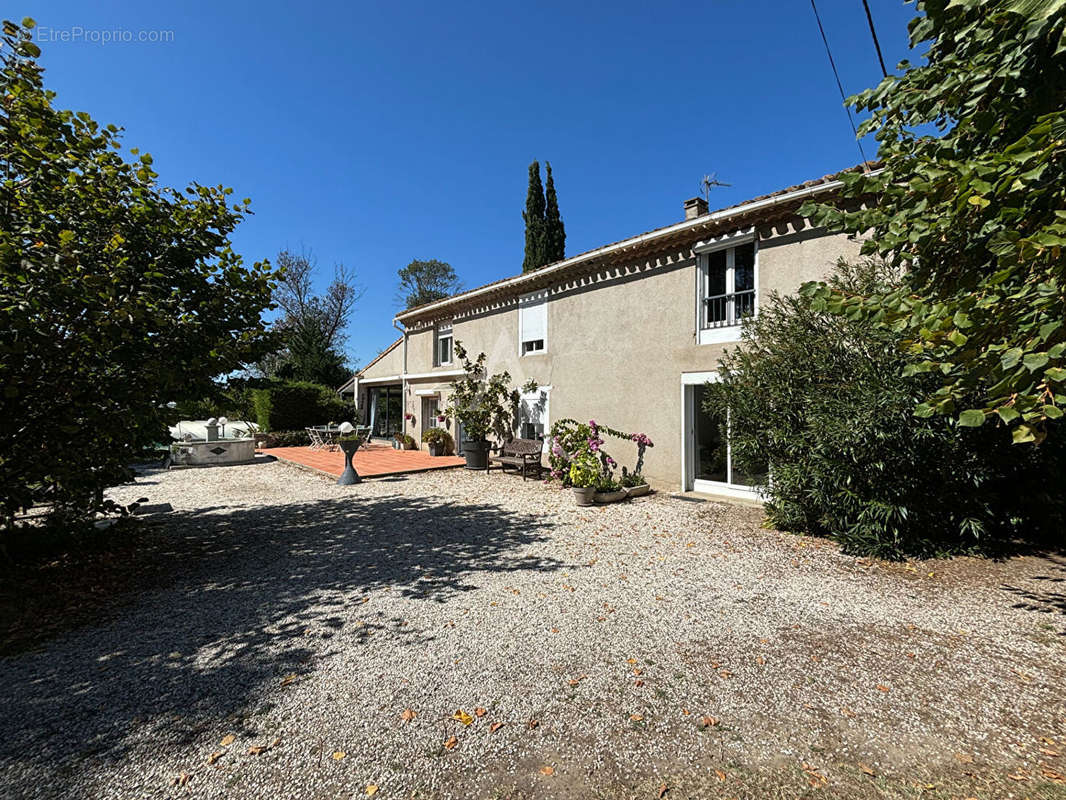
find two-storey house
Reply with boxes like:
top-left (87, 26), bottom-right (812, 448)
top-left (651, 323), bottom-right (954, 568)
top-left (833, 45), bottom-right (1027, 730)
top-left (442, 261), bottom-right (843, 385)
top-left (352, 168), bottom-right (866, 498)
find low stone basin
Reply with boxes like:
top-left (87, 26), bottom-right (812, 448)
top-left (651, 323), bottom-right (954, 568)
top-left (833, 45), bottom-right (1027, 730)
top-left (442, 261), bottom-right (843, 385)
top-left (170, 438), bottom-right (256, 467)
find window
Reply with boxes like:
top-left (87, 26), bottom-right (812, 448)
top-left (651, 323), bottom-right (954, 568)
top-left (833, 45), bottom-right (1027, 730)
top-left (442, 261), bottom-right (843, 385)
top-left (435, 321), bottom-right (453, 366)
top-left (519, 291), bottom-right (547, 356)
top-left (518, 386), bottom-right (550, 439)
top-left (698, 237), bottom-right (756, 344)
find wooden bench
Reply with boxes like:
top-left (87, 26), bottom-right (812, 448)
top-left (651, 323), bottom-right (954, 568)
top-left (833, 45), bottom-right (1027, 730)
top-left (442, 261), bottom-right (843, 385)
top-left (488, 437), bottom-right (544, 480)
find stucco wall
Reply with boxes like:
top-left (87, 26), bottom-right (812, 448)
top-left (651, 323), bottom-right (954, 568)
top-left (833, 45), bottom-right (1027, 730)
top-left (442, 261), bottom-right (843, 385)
top-left (400, 222), bottom-right (862, 488)
top-left (359, 339), bottom-right (404, 380)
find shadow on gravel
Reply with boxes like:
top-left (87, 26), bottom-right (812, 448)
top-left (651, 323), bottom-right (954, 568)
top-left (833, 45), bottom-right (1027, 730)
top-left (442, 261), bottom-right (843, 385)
top-left (1000, 553), bottom-right (1066, 618)
top-left (0, 491), bottom-right (563, 796)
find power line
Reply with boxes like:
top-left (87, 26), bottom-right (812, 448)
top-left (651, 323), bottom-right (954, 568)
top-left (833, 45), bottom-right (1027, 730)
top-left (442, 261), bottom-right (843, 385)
top-left (809, 0), bottom-right (869, 168)
top-left (862, 0), bottom-right (889, 78)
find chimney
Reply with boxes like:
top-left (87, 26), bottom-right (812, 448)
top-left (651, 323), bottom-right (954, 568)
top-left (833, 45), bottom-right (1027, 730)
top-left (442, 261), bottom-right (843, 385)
top-left (683, 196), bottom-right (708, 220)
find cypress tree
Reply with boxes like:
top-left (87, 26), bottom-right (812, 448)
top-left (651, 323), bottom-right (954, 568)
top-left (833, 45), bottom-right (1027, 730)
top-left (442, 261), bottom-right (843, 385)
top-left (522, 160), bottom-right (546, 273)
top-left (543, 162), bottom-right (566, 263)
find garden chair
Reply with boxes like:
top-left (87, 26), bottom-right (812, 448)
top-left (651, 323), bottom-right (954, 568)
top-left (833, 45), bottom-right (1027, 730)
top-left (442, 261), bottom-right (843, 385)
top-left (306, 427), bottom-right (325, 450)
top-left (488, 437), bottom-right (544, 480)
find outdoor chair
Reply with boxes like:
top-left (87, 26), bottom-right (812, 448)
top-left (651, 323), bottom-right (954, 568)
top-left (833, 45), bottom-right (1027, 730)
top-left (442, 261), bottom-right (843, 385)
top-left (306, 427), bottom-right (325, 450)
top-left (488, 437), bottom-right (544, 480)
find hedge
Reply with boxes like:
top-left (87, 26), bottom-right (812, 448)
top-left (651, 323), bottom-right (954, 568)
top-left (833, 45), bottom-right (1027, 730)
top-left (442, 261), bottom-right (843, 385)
top-left (252, 381), bottom-right (353, 433)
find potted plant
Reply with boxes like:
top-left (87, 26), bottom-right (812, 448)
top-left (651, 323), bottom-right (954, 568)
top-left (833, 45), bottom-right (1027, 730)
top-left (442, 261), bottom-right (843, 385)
top-left (421, 427), bottom-right (454, 457)
top-left (620, 469), bottom-right (650, 497)
top-left (568, 452), bottom-right (599, 506)
top-left (445, 341), bottom-right (534, 470)
top-left (391, 432), bottom-right (403, 450)
top-left (400, 433), bottom-right (416, 450)
top-left (594, 473), bottom-right (626, 504)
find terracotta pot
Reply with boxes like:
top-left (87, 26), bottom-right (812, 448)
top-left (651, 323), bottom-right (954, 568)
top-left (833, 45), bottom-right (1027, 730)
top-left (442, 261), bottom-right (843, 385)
top-left (572, 486), bottom-right (596, 506)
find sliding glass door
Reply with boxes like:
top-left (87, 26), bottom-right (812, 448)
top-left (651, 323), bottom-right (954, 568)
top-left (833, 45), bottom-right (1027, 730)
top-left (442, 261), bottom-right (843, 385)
top-left (368, 385), bottom-right (403, 438)
top-left (684, 376), bottom-right (767, 497)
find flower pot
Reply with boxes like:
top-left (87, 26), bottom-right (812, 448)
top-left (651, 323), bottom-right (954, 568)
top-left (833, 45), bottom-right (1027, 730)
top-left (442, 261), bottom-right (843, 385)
top-left (624, 483), bottom-right (651, 498)
top-left (462, 439), bottom-right (489, 470)
top-left (594, 489), bottom-right (626, 504)
top-left (428, 442), bottom-right (444, 457)
top-left (572, 486), bottom-right (596, 506)
top-left (392, 439), bottom-right (402, 450)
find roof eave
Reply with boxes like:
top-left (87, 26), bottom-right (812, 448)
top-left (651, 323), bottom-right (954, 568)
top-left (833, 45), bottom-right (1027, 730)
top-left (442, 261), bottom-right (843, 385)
top-left (394, 177), bottom-right (848, 326)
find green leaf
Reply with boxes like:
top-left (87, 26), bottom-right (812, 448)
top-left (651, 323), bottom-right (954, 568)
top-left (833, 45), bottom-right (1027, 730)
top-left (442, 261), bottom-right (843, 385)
top-left (996, 405), bottom-right (1021, 423)
top-left (1023, 352), bottom-right (1049, 371)
top-left (1046, 367), bottom-right (1066, 382)
top-left (913, 402), bottom-right (936, 418)
top-left (958, 409), bottom-right (986, 427)
top-left (1001, 348), bottom-right (1024, 369)
top-left (1012, 424), bottom-right (1038, 443)
top-left (1043, 404), bottom-right (1064, 419)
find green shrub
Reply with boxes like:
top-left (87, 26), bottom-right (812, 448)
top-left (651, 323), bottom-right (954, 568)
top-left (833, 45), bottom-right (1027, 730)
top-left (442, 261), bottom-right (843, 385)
top-left (251, 381), bottom-right (352, 432)
top-left (706, 261), bottom-right (1066, 559)
top-left (421, 428), bottom-right (455, 453)
top-left (258, 430), bottom-right (311, 448)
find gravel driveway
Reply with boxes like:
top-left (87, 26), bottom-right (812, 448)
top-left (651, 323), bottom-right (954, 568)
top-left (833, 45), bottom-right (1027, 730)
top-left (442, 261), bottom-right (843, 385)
top-left (1, 461), bottom-right (1064, 799)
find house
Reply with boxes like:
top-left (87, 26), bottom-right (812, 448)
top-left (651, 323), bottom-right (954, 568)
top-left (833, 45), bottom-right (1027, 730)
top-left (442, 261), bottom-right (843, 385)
top-left (356, 167), bottom-right (867, 498)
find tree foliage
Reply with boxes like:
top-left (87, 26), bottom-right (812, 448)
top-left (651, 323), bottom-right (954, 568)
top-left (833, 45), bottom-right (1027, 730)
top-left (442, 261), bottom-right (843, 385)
top-left (522, 160), bottom-right (546, 273)
top-left (396, 258), bottom-right (460, 310)
top-left (444, 341), bottom-right (532, 442)
top-left (0, 19), bottom-right (276, 528)
top-left (800, 0), bottom-right (1066, 444)
top-left (706, 261), bottom-right (1064, 559)
top-left (259, 249), bottom-right (361, 387)
top-left (543, 162), bottom-right (566, 263)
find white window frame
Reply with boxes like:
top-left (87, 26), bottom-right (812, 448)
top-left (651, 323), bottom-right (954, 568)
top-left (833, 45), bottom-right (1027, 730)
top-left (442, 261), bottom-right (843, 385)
top-left (434, 321), bottom-right (453, 366)
top-left (517, 385), bottom-right (551, 443)
top-left (680, 371), bottom-right (766, 499)
top-left (694, 230), bottom-right (757, 346)
top-left (518, 290), bottom-right (548, 357)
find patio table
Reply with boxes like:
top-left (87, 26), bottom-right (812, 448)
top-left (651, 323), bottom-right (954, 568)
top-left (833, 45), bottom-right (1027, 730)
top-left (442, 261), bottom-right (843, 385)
top-left (310, 425), bottom-right (342, 451)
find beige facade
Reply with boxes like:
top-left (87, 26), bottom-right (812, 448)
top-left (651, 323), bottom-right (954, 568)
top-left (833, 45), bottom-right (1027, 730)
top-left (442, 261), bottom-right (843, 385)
top-left (363, 173), bottom-right (866, 495)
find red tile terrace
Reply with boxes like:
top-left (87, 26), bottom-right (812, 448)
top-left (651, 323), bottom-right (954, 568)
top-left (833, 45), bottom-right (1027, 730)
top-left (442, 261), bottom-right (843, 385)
top-left (259, 442), bottom-right (466, 479)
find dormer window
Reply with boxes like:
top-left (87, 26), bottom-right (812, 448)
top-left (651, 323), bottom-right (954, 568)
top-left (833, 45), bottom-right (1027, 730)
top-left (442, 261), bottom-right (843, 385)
top-left (435, 321), bottom-right (453, 366)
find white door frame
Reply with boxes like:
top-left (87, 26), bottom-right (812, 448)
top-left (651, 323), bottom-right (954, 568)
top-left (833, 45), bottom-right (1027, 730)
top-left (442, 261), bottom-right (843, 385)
top-left (680, 371), bottom-right (762, 500)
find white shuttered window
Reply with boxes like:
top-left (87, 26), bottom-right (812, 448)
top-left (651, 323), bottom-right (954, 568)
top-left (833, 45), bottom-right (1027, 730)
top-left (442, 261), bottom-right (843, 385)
top-left (519, 291), bottom-right (547, 355)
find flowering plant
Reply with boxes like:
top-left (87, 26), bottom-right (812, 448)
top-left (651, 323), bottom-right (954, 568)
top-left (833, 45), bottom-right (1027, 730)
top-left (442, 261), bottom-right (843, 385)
top-left (548, 418), bottom-right (654, 488)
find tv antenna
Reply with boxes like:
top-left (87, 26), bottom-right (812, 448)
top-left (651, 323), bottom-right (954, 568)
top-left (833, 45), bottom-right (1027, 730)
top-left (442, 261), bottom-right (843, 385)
top-left (699, 173), bottom-right (731, 203)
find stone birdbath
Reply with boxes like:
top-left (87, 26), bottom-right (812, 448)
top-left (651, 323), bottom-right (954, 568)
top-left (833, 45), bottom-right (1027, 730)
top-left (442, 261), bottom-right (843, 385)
top-left (336, 422), bottom-right (362, 485)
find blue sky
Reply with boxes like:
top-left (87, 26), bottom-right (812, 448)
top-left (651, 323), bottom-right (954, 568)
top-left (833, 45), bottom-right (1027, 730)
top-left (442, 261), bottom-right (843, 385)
top-left (26, 0), bottom-right (919, 367)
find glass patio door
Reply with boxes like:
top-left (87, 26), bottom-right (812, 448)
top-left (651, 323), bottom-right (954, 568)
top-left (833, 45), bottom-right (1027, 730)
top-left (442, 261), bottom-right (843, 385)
top-left (684, 380), bottom-right (767, 497)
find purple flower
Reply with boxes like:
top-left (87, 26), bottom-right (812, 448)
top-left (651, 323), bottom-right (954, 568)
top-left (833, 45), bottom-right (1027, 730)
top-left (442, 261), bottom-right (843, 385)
top-left (607, 456), bottom-right (616, 467)
top-left (588, 439), bottom-right (600, 452)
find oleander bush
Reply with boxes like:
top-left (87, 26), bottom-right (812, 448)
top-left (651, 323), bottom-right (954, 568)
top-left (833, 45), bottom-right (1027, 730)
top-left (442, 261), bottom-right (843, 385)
top-left (705, 261), bottom-right (1066, 559)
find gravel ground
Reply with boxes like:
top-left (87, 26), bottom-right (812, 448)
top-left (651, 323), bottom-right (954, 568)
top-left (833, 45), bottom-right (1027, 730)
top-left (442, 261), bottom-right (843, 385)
top-left (1, 460), bottom-right (1064, 799)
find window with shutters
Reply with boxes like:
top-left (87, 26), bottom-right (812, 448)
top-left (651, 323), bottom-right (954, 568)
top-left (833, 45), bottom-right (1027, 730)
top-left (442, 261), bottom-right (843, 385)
top-left (695, 231), bottom-right (758, 345)
top-left (519, 290), bottom-right (547, 356)
top-left (434, 321), bottom-right (453, 366)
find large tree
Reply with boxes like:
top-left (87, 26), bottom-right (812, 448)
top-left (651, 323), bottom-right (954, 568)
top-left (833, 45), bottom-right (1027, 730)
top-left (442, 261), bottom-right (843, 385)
top-left (396, 258), bottom-right (461, 310)
top-left (261, 249), bottom-right (362, 386)
top-left (522, 160), bottom-right (546, 273)
top-left (801, 0), bottom-right (1066, 445)
top-left (0, 18), bottom-right (276, 527)
top-left (543, 162), bottom-right (566, 263)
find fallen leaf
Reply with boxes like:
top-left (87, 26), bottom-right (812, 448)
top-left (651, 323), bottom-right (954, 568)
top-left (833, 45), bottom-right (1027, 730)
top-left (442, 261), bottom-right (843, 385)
top-left (528, 718), bottom-right (539, 729)
top-left (443, 736), bottom-right (458, 750)
top-left (280, 673), bottom-right (296, 687)
top-left (756, 655), bottom-right (766, 666)
top-left (630, 713), bottom-right (644, 721)
top-left (954, 752), bottom-right (974, 764)
top-left (490, 722), bottom-right (504, 733)
top-left (859, 762), bottom-right (876, 776)
top-left (206, 751), bottom-right (223, 765)
top-left (718, 670), bottom-right (732, 679)
top-left (366, 785), bottom-right (379, 796)
top-left (627, 658), bottom-right (637, 664)
top-left (400, 708), bottom-right (416, 723)
top-left (540, 766), bottom-right (555, 776)
top-left (700, 716), bottom-right (719, 728)
top-left (270, 737), bottom-right (281, 748)
top-left (474, 707), bottom-right (487, 718)
top-left (634, 679), bottom-right (645, 687)
top-left (841, 707), bottom-right (856, 718)
top-left (657, 782), bottom-right (668, 798)
top-left (248, 745), bottom-right (269, 755)
top-left (171, 772), bottom-right (190, 787)
top-left (876, 684), bottom-right (890, 692)
top-left (714, 769), bottom-right (727, 782)
top-left (1007, 772), bottom-right (1029, 781)
top-left (568, 678), bottom-right (581, 687)
top-left (1040, 747), bottom-right (1061, 757)
top-left (906, 652), bottom-right (916, 659)
top-left (220, 734), bottom-right (236, 747)
top-left (1041, 766), bottom-right (1065, 782)
top-left (452, 709), bottom-right (474, 726)
top-left (332, 751), bottom-right (346, 760)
